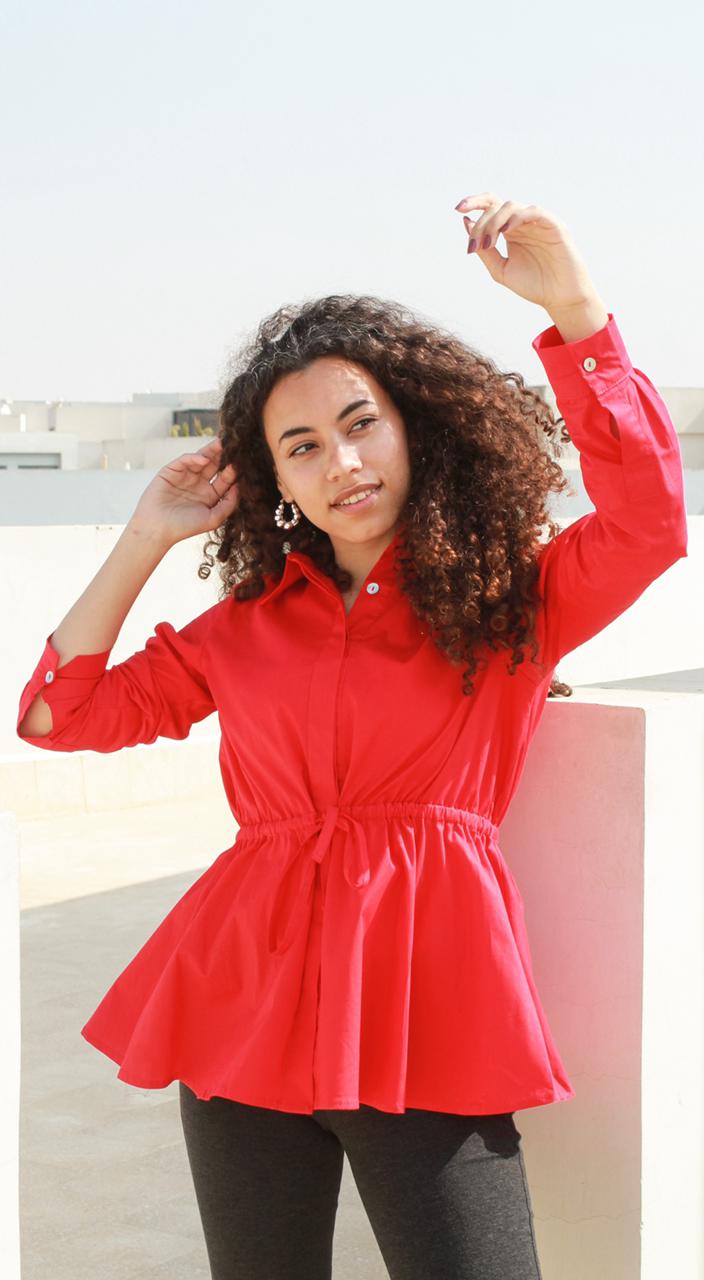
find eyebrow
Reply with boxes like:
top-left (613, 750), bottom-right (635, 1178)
top-left (277, 398), bottom-right (374, 447)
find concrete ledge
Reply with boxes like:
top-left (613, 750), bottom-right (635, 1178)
top-left (0, 812), bottom-right (20, 1280)
top-left (0, 737), bottom-right (224, 821)
top-left (501, 688), bottom-right (704, 1279)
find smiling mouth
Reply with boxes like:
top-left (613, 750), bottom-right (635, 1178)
top-left (332, 484), bottom-right (382, 508)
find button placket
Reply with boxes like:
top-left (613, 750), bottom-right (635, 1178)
top-left (306, 607), bottom-right (348, 804)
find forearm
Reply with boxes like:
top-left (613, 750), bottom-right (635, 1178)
top-left (50, 520), bottom-right (172, 668)
top-left (546, 293), bottom-right (610, 344)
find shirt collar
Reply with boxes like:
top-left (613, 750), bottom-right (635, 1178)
top-left (260, 525), bottom-right (407, 607)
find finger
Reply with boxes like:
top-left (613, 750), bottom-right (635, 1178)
top-left (190, 437), bottom-right (223, 469)
top-left (214, 463), bottom-right (238, 490)
top-left (465, 201), bottom-right (520, 252)
top-left (208, 465), bottom-right (237, 499)
top-left (164, 452), bottom-right (210, 474)
top-left (500, 205), bottom-right (559, 232)
top-left (208, 481), bottom-right (240, 521)
top-left (471, 238), bottom-right (507, 278)
top-left (454, 191), bottom-right (499, 213)
top-left (164, 452), bottom-right (220, 490)
top-left (465, 201), bottom-right (503, 250)
top-left (194, 440), bottom-right (231, 484)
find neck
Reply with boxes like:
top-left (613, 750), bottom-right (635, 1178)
top-left (332, 522), bottom-right (402, 589)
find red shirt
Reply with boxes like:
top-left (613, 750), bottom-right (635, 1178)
top-left (16, 312), bottom-right (688, 1115)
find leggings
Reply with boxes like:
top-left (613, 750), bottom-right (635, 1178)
top-left (178, 1081), bottom-right (543, 1280)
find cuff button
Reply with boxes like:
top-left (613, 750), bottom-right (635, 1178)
top-left (44, 670), bottom-right (55, 683)
top-left (583, 356), bottom-right (597, 372)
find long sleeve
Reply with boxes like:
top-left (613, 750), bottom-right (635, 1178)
top-left (521, 311), bottom-right (688, 682)
top-left (16, 601), bottom-right (221, 753)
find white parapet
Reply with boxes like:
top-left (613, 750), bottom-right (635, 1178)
top-left (501, 689), bottom-right (704, 1280)
top-left (0, 812), bottom-right (21, 1280)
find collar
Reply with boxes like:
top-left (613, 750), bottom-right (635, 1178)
top-left (260, 526), bottom-right (407, 607)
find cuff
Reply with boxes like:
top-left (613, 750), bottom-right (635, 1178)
top-left (17, 632), bottom-right (113, 741)
top-left (531, 312), bottom-right (634, 405)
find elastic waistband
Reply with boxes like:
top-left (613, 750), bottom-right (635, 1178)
top-left (236, 801), bottom-right (498, 842)
top-left (236, 801), bottom-right (499, 957)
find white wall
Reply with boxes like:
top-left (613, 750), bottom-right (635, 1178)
top-left (0, 812), bottom-right (20, 1280)
top-left (500, 690), bottom-right (704, 1278)
top-left (3, 525), bottom-right (224, 761)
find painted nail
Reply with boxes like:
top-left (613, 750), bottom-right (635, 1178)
top-left (467, 238), bottom-right (477, 253)
top-left (482, 234), bottom-right (491, 250)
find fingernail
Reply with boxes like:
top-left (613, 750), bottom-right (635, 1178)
top-left (482, 234), bottom-right (491, 250)
top-left (467, 238), bottom-right (477, 253)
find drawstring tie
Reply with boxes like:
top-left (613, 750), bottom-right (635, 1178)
top-left (267, 805), bottom-right (370, 956)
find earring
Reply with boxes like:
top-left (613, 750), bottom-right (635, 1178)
top-left (274, 495), bottom-right (301, 530)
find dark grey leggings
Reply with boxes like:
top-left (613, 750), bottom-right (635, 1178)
top-left (178, 1082), bottom-right (543, 1279)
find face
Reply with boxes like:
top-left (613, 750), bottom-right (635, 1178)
top-left (261, 356), bottom-right (412, 569)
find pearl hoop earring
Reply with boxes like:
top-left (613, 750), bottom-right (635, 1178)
top-left (274, 496), bottom-right (301, 530)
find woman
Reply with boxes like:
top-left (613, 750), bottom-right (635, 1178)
top-left (17, 192), bottom-right (688, 1279)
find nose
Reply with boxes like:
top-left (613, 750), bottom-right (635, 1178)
top-left (326, 440), bottom-right (364, 480)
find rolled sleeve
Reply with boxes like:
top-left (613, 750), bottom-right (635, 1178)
top-left (16, 604), bottom-right (219, 753)
top-left (521, 312), bottom-right (688, 680)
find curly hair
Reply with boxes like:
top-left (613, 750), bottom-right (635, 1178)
top-left (199, 293), bottom-right (575, 699)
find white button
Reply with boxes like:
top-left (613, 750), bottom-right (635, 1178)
top-left (44, 670), bottom-right (55, 683)
top-left (366, 582), bottom-right (379, 594)
top-left (583, 356), bottom-right (597, 372)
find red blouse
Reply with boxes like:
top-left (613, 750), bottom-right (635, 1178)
top-left (16, 312), bottom-right (688, 1115)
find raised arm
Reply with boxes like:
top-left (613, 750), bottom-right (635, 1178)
top-left (522, 311), bottom-right (688, 681)
top-left (18, 521), bottom-right (171, 739)
top-left (17, 437), bottom-right (239, 750)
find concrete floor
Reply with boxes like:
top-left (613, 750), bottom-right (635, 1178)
top-left (19, 798), bottom-right (389, 1279)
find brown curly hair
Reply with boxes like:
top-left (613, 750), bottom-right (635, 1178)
top-left (199, 293), bottom-right (575, 699)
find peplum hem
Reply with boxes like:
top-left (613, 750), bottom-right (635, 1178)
top-left (80, 1026), bottom-right (574, 1115)
top-left (80, 801), bottom-right (576, 1117)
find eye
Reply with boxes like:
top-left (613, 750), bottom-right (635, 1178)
top-left (289, 417), bottom-right (375, 458)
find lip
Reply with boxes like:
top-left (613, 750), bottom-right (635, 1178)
top-left (331, 483), bottom-right (382, 512)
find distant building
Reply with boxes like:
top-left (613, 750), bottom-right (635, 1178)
top-left (0, 391), bottom-right (220, 471)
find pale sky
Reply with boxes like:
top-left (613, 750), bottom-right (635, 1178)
top-left (1, 0), bottom-right (701, 404)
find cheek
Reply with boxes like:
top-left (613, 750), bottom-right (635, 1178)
top-left (388, 437), bottom-right (412, 484)
top-left (376, 423), bottom-right (408, 468)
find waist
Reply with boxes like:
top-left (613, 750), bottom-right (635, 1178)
top-left (235, 801), bottom-right (499, 957)
top-left (235, 801), bottom-right (498, 843)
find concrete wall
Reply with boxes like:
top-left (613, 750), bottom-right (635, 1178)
top-left (500, 689), bottom-right (704, 1278)
top-left (3, 526), bottom-right (224, 761)
top-left (0, 812), bottom-right (20, 1280)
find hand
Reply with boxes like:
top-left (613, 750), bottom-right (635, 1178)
top-left (131, 437), bottom-right (240, 546)
top-left (454, 191), bottom-right (599, 313)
